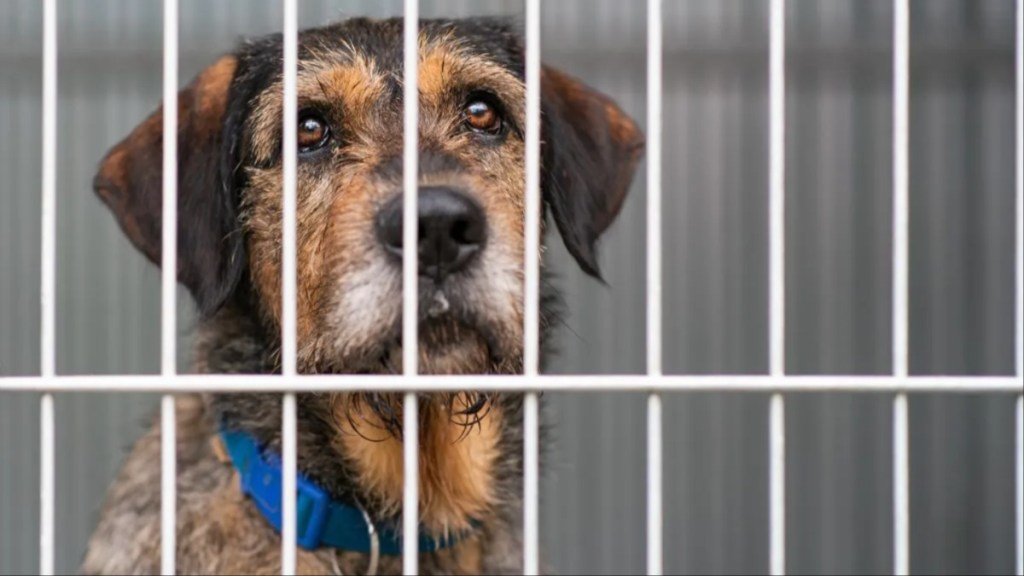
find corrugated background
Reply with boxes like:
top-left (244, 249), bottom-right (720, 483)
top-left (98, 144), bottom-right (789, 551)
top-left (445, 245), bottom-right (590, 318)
top-left (1, 1), bottom-right (1019, 574)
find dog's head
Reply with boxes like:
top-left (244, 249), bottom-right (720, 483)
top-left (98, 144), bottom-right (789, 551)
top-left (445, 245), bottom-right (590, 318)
top-left (94, 17), bottom-right (643, 377)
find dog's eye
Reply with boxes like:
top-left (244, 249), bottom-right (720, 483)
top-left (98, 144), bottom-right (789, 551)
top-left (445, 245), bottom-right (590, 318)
top-left (297, 113), bottom-right (331, 152)
top-left (463, 100), bottom-right (502, 135)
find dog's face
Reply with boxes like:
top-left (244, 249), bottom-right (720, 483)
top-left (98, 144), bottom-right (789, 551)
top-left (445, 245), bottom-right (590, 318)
top-left (93, 17), bottom-right (643, 376)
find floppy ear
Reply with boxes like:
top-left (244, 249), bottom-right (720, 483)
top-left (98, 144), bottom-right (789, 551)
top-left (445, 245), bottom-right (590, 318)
top-left (541, 66), bottom-right (644, 278)
top-left (93, 55), bottom-right (245, 316)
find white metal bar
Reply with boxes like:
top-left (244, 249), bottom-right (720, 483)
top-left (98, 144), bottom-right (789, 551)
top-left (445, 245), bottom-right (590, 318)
top-left (644, 0), bottom-right (664, 573)
top-left (645, 0), bottom-right (663, 573)
top-left (39, 395), bottom-right (54, 576)
top-left (523, 392), bottom-right (540, 576)
top-left (1016, 2), bottom-right (1023, 574)
top-left (160, 396), bottom-right (176, 575)
top-left (1016, 0), bottom-right (1023, 396)
top-left (769, 0), bottom-right (787, 573)
top-left (39, 0), bottom-right (57, 573)
top-left (402, 392), bottom-right (419, 575)
top-left (893, 393), bottom-right (910, 576)
top-left (281, 393), bottom-right (297, 575)
top-left (892, 0), bottom-right (911, 574)
top-left (770, 394), bottom-right (786, 576)
top-left (524, 0), bottom-right (542, 572)
top-left (402, 0), bottom-right (420, 573)
top-left (769, 0), bottom-right (786, 382)
top-left (646, 395), bottom-right (662, 576)
top-left (892, 0), bottom-right (910, 384)
top-left (281, 0), bottom-right (299, 573)
top-left (1016, 396), bottom-right (1022, 576)
top-left (1, 374), bottom-right (1021, 393)
top-left (160, 0), bottom-right (179, 572)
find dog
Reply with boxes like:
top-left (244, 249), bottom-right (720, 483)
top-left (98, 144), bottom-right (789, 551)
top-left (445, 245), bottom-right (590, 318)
top-left (81, 16), bottom-right (643, 575)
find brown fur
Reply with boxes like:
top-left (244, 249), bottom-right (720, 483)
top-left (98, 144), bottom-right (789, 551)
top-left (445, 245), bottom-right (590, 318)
top-left (83, 16), bottom-right (642, 575)
top-left (333, 394), bottom-right (503, 536)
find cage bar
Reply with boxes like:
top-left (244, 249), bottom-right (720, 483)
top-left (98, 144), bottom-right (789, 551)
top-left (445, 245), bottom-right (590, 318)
top-left (39, 395), bottom-right (54, 576)
top-left (1016, 397), bottom-right (1022, 576)
top-left (646, 397), bottom-right (662, 576)
top-left (1016, 2), bottom-right (1023, 575)
top-left (523, 0), bottom-right (542, 573)
top-left (645, 0), bottom-right (663, 574)
top-left (892, 0), bottom-right (911, 574)
top-left (768, 0), bottom-right (787, 573)
top-left (1, 374), bottom-right (1021, 394)
top-left (401, 0), bottom-right (420, 573)
top-left (769, 395), bottom-right (786, 576)
top-left (160, 394), bottom-right (176, 575)
top-left (280, 0), bottom-right (299, 572)
top-left (39, 0), bottom-right (58, 573)
top-left (1016, 0), bottom-right (1023, 394)
top-left (159, 0), bottom-right (179, 572)
top-left (4, 2), bottom-right (1022, 576)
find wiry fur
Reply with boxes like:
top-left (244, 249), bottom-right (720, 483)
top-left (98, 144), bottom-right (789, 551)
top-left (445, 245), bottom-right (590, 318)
top-left (82, 15), bottom-right (642, 575)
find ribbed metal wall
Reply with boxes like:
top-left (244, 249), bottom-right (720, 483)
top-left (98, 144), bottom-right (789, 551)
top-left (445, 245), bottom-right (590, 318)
top-left (1, 1), bottom-right (1018, 574)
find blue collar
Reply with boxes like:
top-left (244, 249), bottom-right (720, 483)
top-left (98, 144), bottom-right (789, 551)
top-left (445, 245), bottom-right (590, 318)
top-left (219, 429), bottom-right (469, 555)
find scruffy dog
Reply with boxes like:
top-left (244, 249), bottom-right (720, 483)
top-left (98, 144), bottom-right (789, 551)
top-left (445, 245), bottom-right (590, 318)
top-left (82, 16), bottom-right (642, 575)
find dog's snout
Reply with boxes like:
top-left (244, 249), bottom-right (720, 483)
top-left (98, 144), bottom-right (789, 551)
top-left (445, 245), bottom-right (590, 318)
top-left (376, 187), bottom-right (487, 279)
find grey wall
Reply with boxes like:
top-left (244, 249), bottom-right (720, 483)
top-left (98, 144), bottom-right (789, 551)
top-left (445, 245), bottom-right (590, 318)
top-left (1, 1), bottom-right (1020, 574)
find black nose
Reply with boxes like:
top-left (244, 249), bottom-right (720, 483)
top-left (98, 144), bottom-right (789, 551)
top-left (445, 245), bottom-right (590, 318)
top-left (375, 187), bottom-right (487, 279)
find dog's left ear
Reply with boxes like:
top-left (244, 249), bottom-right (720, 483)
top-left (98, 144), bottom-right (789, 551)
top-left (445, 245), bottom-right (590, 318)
top-left (92, 55), bottom-right (245, 316)
top-left (541, 66), bottom-right (644, 278)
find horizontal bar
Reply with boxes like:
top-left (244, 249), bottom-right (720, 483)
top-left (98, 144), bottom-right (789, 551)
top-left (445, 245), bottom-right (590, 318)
top-left (2, 375), bottom-right (1020, 393)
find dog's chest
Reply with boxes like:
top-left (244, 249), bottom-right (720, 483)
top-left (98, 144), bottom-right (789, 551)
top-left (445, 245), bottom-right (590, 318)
top-left (331, 396), bottom-right (505, 536)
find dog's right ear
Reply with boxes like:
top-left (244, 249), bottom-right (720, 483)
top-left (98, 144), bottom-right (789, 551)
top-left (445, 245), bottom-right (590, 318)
top-left (93, 55), bottom-right (245, 316)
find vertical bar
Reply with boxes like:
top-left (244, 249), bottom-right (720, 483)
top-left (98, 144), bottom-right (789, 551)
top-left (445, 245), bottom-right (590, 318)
top-left (160, 0), bottom-right (179, 572)
top-left (646, 395), bottom-right (663, 576)
top-left (402, 0), bottom-right (420, 573)
top-left (160, 396), bottom-right (176, 576)
top-left (39, 396), bottom-right (54, 576)
top-left (1016, 0), bottom-right (1023, 398)
top-left (1015, 3), bottom-right (1023, 576)
top-left (893, 395), bottom-right (910, 576)
top-left (518, 0), bottom-right (544, 573)
top-left (1016, 0), bottom-right (1023, 384)
top-left (645, 0), bottom-right (663, 574)
top-left (1016, 396), bottom-right (1022, 576)
top-left (768, 0), bottom-right (786, 574)
top-left (523, 0), bottom-right (542, 573)
top-left (769, 395), bottom-right (786, 576)
top-left (281, 0), bottom-right (299, 573)
top-left (892, 1), bottom-right (910, 574)
top-left (39, 0), bottom-right (57, 573)
top-left (402, 392), bottom-right (419, 576)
